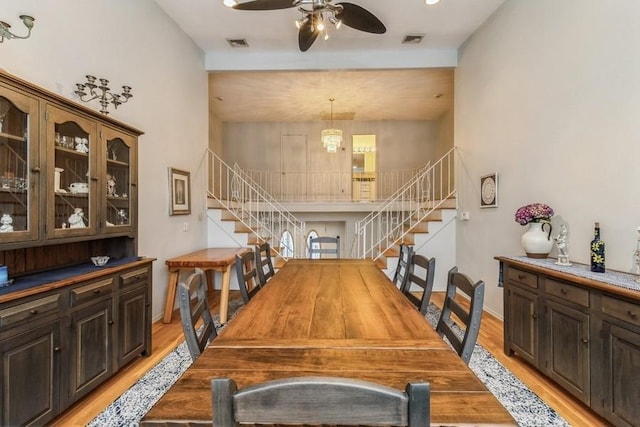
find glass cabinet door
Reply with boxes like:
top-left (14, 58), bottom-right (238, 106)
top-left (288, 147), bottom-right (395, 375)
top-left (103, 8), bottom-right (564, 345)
top-left (0, 86), bottom-right (39, 243)
top-left (46, 105), bottom-right (97, 238)
top-left (102, 126), bottom-right (135, 233)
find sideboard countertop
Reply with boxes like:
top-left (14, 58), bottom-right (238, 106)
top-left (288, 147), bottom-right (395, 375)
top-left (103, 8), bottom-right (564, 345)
top-left (496, 256), bottom-right (640, 301)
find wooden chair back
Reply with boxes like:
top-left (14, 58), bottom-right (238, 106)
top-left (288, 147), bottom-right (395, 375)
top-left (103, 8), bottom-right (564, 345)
top-left (212, 376), bottom-right (430, 427)
top-left (177, 268), bottom-right (217, 361)
top-left (235, 250), bottom-right (260, 303)
top-left (254, 242), bottom-right (275, 286)
top-left (435, 266), bottom-right (485, 365)
top-left (308, 236), bottom-right (340, 258)
top-left (394, 244), bottom-right (414, 290)
top-left (402, 254), bottom-right (436, 314)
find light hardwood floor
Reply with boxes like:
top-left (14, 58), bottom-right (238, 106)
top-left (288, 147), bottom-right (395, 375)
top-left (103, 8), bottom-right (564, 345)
top-left (51, 290), bottom-right (611, 426)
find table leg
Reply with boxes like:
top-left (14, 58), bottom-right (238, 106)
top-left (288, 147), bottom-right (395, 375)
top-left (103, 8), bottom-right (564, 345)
top-left (219, 265), bottom-right (232, 324)
top-left (205, 270), bottom-right (215, 294)
top-left (162, 269), bottom-right (180, 324)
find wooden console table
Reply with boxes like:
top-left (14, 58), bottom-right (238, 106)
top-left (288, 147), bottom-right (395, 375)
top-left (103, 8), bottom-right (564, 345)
top-left (162, 247), bottom-right (249, 324)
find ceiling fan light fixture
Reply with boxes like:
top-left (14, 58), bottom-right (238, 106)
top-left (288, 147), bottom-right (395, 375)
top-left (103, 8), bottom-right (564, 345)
top-left (328, 15), bottom-right (342, 29)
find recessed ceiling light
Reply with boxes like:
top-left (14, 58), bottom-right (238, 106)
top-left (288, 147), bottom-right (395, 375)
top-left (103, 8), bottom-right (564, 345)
top-left (226, 38), bottom-right (249, 48)
top-left (402, 34), bottom-right (424, 44)
top-left (223, 0), bottom-right (237, 7)
top-left (426, 0), bottom-right (440, 5)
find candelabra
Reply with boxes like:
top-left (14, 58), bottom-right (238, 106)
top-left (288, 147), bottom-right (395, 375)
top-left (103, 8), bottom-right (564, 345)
top-left (74, 75), bottom-right (133, 115)
top-left (0, 15), bottom-right (35, 43)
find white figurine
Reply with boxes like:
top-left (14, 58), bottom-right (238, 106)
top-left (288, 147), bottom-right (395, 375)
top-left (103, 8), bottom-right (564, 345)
top-left (68, 208), bottom-right (86, 228)
top-left (106, 174), bottom-right (117, 197)
top-left (0, 213), bottom-right (14, 232)
top-left (75, 137), bottom-right (89, 153)
top-left (117, 209), bottom-right (128, 225)
top-left (554, 224), bottom-right (571, 266)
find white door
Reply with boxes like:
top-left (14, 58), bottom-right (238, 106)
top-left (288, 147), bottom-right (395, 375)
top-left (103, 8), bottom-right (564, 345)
top-left (281, 134), bottom-right (307, 200)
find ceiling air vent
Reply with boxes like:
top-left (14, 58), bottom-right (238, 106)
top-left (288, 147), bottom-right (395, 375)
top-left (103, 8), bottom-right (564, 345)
top-left (226, 38), bottom-right (249, 48)
top-left (402, 34), bottom-right (424, 44)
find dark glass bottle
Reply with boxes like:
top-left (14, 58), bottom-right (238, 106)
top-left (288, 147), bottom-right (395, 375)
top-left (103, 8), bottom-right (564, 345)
top-left (590, 222), bottom-right (605, 273)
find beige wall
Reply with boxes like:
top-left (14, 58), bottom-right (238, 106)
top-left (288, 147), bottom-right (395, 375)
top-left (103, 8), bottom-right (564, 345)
top-left (455, 0), bottom-right (640, 317)
top-left (221, 119), bottom-right (450, 173)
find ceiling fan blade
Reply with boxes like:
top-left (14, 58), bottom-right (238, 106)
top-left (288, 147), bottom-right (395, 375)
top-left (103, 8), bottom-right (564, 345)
top-left (232, 0), bottom-right (295, 10)
top-left (335, 2), bottom-right (386, 34)
top-left (298, 15), bottom-right (319, 52)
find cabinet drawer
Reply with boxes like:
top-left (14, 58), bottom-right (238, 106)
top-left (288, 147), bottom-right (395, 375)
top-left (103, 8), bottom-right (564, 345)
top-left (546, 279), bottom-right (590, 308)
top-left (120, 268), bottom-right (149, 288)
top-left (507, 267), bottom-right (538, 289)
top-left (0, 294), bottom-right (60, 328)
top-left (71, 278), bottom-right (114, 307)
top-left (602, 296), bottom-right (640, 328)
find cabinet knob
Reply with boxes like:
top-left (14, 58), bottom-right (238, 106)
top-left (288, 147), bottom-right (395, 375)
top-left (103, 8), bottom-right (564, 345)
top-left (30, 309), bottom-right (38, 315)
top-left (582, 338), bottom-right (589, 344)
top-left (108, 320), bottom-right (114, 325)
top-left (628, 310), bottom-right (638, 319)
top-left (54, 347), bottom-right (61, 352)
top-left (518, 274), bottom-right (526, 279)
top-left (31, 166), bottom-right (41, 173)
top-left (93, 289), bottom-right (101, 294)
top-left (531, 313), bottom-right (537, 319)
top-left (90, 176), bottom-right (98, 181)
top-left (560, 288), bottom-right (568, 295)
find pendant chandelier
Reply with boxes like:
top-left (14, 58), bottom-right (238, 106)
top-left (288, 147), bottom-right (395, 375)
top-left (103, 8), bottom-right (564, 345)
top-left (321, 98), bottom-right (342, 153)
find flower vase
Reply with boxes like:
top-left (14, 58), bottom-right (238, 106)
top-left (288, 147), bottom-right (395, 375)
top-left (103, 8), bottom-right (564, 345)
top-left (521, 222), bottom-right (553, 258)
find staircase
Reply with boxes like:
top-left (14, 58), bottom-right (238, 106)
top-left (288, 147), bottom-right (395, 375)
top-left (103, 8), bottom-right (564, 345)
top-left (206, 148), bottom-right (457, 283)
top-left (355, 148), bottom-right (456, 260)
top-left (206, 150), bottom-right (307, 261)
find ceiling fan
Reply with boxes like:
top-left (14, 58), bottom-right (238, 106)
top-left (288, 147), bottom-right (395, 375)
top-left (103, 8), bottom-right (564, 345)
top-left (229, 0), bottom-right (386, 52)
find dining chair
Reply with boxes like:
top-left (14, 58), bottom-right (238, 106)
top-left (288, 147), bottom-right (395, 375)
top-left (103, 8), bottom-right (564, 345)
top-left (212, 376), bottom-right (430, 427)
top-left (401, 253), bottom-right (435, 314)
top-left (435, 266), bottom-right (485, 365)
top-left (177, 268), bottom-right (217, 361)
top-left (393, 244), bottom-right (414, 290)
top-left (235, 250), bottom-right (260, 303)
top-left (308, 235), bottom-right (340, 258)
top-left (254, 242), bottom-right (275, 286)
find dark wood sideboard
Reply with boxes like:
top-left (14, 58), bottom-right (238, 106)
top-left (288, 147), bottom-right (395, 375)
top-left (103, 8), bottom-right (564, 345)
top-left (497, 256), bottom-right (640, 427)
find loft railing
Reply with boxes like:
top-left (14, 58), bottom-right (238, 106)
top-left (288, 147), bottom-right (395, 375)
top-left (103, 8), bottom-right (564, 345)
top-left (354, 147), bottom-right (456, 260)
top-left (207, 149), bottom-right (306, 259)
top-left (244, 168), bottom-right (425, 202)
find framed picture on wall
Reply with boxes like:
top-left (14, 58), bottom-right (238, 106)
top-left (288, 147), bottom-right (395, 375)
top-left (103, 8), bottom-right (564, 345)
top-left (169, 167), bottom-right (191, 215)
top-left (480, 173), bottom-right (498, 208)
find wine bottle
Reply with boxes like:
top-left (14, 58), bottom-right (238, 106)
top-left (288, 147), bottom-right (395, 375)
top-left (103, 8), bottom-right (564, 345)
top-left (590, 222), bottom-right (605, 273)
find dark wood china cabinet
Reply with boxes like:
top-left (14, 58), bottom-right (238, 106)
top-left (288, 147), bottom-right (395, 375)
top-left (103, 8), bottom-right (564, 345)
top-left (0, 70), bottom-right (153, 425)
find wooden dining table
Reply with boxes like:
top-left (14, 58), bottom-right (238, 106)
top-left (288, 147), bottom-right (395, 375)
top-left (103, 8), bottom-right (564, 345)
top-left (143, 259), bottom-right (516, 426)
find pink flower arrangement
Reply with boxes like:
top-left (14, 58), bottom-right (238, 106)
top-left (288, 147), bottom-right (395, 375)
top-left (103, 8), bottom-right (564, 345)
top-left (515, 203), bottom-right (554, 226)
